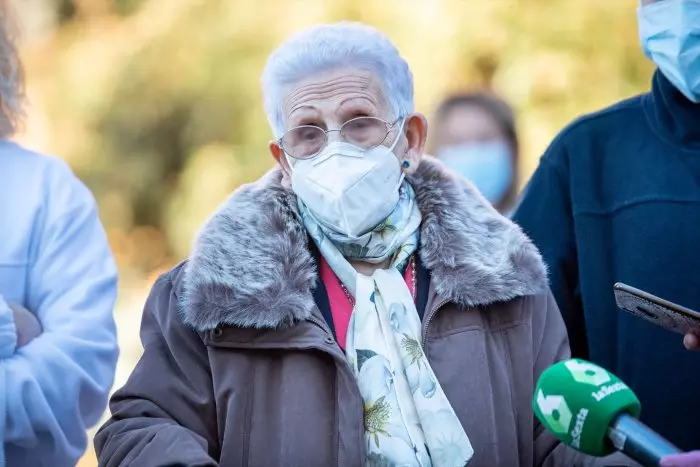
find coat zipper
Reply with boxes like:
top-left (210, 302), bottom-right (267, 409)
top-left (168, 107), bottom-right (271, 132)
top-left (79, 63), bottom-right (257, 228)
top-left (308, 315), bottom-right (334, 338)
top-left (422, 298), bottom-right (449, 349)
top-left (306, 315), bottom-right (366, 464)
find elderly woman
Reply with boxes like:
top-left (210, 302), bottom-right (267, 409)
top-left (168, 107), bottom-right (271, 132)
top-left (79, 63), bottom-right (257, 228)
top-left (95, 23), bottom-right (633, 466)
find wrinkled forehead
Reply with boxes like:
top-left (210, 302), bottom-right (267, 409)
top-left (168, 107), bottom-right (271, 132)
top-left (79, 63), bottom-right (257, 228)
top-left (282, 68), bottom-right (392, 126)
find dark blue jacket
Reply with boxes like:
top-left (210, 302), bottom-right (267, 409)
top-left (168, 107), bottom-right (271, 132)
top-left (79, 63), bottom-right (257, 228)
top-left (514, 70), bottom-right (700, 451)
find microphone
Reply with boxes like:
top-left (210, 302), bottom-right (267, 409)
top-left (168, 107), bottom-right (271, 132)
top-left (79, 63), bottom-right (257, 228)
top-left (533, 359), bottom-right (683, 466)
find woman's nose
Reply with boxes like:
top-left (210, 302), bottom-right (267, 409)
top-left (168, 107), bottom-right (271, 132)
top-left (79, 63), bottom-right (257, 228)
top-left (326, 128), bottom-right (344, 143)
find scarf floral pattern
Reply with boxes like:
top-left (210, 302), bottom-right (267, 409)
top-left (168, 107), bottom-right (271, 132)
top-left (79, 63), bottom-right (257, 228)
top-left (299, 182), bottom-right (474, 467)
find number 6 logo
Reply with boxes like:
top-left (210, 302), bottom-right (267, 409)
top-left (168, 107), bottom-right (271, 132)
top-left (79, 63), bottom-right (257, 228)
top-left (536, 390), bottom-right (573, 435)
top-left (564, 360), bottom-right (611, 386)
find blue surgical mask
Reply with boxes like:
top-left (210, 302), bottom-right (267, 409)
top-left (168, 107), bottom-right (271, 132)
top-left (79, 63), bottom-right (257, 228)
top-left (638, 0), bottom-right (700, 103)
top-left (437, 141), bottom-right (514, 205)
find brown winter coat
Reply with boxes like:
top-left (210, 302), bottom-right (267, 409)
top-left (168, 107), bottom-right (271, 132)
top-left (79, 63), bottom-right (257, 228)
top-left (95, 158), bottom-right (635, 466)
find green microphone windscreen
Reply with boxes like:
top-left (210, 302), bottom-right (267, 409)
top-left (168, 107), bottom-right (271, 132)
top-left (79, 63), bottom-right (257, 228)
top-left (533, 359), bottom-right (642, 456)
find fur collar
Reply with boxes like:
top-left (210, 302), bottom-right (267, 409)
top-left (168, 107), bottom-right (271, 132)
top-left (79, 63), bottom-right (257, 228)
top-left (181, 157), bottom-right (547, 331)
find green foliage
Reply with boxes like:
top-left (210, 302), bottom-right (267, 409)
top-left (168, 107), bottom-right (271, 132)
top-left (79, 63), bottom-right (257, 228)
top-left (113, 0), bottom-right (143, 16)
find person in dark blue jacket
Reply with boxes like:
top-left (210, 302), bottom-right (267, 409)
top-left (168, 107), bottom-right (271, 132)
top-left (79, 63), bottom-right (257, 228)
top-left (514, 0), bottom-right (700, 451)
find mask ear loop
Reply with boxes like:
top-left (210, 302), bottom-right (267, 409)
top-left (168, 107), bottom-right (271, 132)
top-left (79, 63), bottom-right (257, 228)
top-left (396, 172), bottom-right (406, 191)
top-left (389, 118), bottom-right (406, 151)
top-left (391, 118), bottom-right (408, 191)
top-left (284, 153), bottom-right (295, 169)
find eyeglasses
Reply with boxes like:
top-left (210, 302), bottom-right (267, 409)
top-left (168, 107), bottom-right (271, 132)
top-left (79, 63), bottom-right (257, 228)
top-left (279, 116), bottom-right (403, 160)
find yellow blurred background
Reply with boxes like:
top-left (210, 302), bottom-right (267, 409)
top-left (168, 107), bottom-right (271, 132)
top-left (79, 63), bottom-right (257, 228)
top-left (8, 0), bottom-right (653, 465)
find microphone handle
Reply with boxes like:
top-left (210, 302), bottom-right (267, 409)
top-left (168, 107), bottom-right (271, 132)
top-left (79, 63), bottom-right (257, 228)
top-left (607, 413), bottom-right (682, 466)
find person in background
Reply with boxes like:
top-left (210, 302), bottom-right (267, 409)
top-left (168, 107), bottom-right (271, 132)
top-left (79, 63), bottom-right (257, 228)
top-left (0, 4), bottom-right (119, 466)
top-left (514, 0), bottom-right (700, 452)
top-left (95, 22), bottom-right (634, 467)
top-left (431, 92), bottom-right (519, 214)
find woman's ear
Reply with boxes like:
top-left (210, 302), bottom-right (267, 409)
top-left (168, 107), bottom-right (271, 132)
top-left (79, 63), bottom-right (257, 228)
top-left (401, 113), bottom-right (428, 175)
top-left (269, 140), bottom-right (293, 188)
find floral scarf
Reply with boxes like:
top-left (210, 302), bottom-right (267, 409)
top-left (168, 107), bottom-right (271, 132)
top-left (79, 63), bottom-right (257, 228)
top-left (299, 182), bottom-right (474, 467)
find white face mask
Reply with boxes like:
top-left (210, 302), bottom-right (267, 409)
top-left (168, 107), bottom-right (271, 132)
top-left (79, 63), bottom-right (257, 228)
top-left (290, 120), bottom-right (405, 238)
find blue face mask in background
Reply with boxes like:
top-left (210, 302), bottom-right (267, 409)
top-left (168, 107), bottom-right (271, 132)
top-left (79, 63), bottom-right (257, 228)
top-left (638, 0), bottom-right (700, 103)
top-left (437, 141), bottom-right (514, 205)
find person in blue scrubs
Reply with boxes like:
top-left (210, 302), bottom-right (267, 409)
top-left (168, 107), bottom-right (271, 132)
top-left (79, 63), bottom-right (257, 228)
top-left (514, 0), bottom-right (700, 451)
top-left (431, 92), bottom-right (519, 215)
top-left (0, 6), bottom-right (119, 466)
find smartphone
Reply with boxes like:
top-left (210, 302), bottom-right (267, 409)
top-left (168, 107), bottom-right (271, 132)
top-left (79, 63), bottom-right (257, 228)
top-left (614, 282), bottom-right (700, 335)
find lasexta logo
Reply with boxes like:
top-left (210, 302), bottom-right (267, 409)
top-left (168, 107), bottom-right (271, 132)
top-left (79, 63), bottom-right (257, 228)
top-left (570, 408), bottom-right (589, 449)
top-left (564, 360), bottom-right (611, 386)
top-left (536, 389), bottom-right (573, 435)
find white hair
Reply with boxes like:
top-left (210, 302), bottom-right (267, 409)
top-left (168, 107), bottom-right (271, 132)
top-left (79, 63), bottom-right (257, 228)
top-left (261, 22), bottom-right (414, 138)
top-left (0, 2), bottom-right (23, 139)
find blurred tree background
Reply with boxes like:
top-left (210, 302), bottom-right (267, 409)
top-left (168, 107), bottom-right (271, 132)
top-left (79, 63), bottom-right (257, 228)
top-left (9, 0), bottom-right (651, 464)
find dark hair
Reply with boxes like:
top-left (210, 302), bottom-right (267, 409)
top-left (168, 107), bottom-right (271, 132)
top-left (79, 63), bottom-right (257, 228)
top-left (433, 92), bottom-right (518, 156)
top-left (432, 91), bottom-right (519, 212)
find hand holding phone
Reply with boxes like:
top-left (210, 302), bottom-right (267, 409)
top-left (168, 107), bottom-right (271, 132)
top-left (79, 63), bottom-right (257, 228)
top-left (614, 283), bottom-right (700, 344)
top-left (683, 333), bottom-right (700, 351)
